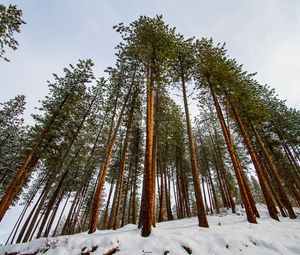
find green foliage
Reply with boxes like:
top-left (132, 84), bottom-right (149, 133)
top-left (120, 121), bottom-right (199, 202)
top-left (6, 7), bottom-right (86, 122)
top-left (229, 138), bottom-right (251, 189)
top-left (250, 175), bottom-right (264, 204)
top-left (0, 95), bottom-right (27, 197)
top-left (0, 4), bottom-right (25, 61)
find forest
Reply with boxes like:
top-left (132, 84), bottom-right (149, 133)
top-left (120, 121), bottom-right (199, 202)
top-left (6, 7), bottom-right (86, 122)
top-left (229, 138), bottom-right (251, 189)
top-left (0, 4), bottom-right (300, 249)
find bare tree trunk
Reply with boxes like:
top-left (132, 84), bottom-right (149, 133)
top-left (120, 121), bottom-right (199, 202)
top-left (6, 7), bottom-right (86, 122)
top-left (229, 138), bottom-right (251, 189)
top-left (132, 128), bottom-right (140, 225)
top-left (0, 94), bottom-right (70, 220)
top-left (151, 132), bottom-right (158, 227)
top-left (213, 153), bottom-right (229, 208)
top-left (252, 125), bottom-right (296, 219)
top-left (165, 169), bottom-right (174, 221)
top-left (230, 103), bottom-right (278, 220)
top-left (113, 90), bottom-right (137, 230)
top-left (43, 190), bottom-right (65, 237)
top-left (52, 192), bottom-right (70, 237)
top-left (158, 143), bottom-right (167, 222)
top-left (181, 67), bottom-right (208, 227)
top-left (6, 191), bottom-right (35, 244)
top-left (208, 81), bottom-right (256, 223)
top-left (121, 169), bottom-right (131, 227)
top-left (201, 176), bottom-right (209, 214)
top-left (89, 71), bottom-right (136, 233)
top-left (206, 174), bottom-right (213, 214)
top-left (207, 169), bottom-right (219, 214)
top-left (101, 177), bottom-right (115, 228)
top-left (141, 63), bottom-right (155, 237)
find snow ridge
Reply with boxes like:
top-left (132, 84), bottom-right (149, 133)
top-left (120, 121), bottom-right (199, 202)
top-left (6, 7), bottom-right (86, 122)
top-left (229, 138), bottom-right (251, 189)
top-left (1, 205), bottom-right (300, 255)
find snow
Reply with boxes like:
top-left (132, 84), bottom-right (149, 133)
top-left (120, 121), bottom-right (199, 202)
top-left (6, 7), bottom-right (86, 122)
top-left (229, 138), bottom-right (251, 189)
top-left (1, 205), bottom-right (300, 255)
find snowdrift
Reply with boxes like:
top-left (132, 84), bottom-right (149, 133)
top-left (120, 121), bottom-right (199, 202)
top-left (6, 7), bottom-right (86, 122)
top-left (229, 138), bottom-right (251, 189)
top-left (1, 205), bottom-right (300, 255)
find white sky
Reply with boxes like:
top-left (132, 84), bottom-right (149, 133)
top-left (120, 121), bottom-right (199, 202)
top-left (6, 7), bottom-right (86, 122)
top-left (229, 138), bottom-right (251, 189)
top-left (0, 0), bottom-right (299, 124)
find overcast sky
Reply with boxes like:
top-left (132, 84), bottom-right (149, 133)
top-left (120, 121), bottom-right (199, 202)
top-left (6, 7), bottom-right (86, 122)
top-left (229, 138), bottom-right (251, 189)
top-left (0, 0), bottom-right (300, 123)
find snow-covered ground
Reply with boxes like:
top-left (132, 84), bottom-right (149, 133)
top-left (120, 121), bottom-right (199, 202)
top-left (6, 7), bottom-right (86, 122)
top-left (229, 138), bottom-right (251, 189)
top-left (1, 205), bottom-right (300, 255)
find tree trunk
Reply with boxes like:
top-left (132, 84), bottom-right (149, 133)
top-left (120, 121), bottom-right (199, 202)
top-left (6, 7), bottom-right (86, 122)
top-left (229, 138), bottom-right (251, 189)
top-left (6, 191), bottom-right (35, 244)
top-left (101, 177), bottom-right (115, 228)
top-left (206, 174), bottom-right (214, 214)
top-left (89, 71), bottom-right (136, 234)
top-left (207, 169), bottom-right (219, 214)
top-left (121, 168), bottom-right (131, 227)
top-left (132, 128), bottom-right (140, 225)
top-left (141, 63), bottom-right (155, 237)
top-left (215, 144), bottom-right (236, 213)
top-left (213, 154), bottom-right (228, 208)
top-left (151, 131), bottom-right (158, 227)
top-left (113, 89), bottom-right (137, 230)
top-left (179, 152), bottom-right (191, 217)
top-left (181, 67), bottom-right (208, 227)
top-left (230, 103), bottom-right (278, 220)
top-left (52, 192), bottom-right (70, 237)
top-left (252, 125), bottom-right (296, 219)
top-left (43, 190), bottom-right (64, 237)
top-left (29, 210), bottom-right (45, 241)
top-left (107, 174), bottom-right (120, 230)
top-left (158, 143), bottom-right (167, 222)
top-left (62, 188), bottom-right (82, 235)
top-left (0, 94), bottom-right (70, 220)
top-left (166, 172), bottom-right (174, 221)
top-left (0, 156), bottom-right (39, 222)
top-left (201, 176), bottom-right (209, 213)
top-left (208, 81), bottom-right (256, 223)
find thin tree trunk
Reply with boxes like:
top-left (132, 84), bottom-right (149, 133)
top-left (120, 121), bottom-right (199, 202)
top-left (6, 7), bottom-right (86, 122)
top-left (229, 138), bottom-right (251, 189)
top-left (113, 90), bottom-right (137, 230)
top-left (37, 144), bottom-right (83, 238)
top-left (89, 70), bottom-right (136, 234)
top-left (201, 176), bottom-right (209, 213)
top-left (0, 94), bottom-right (70, 220)
top-left (208, 81), bottom-right (256, 223)
top-left (226, 111), bottom-right (259, 218)
top-left (62, 189), bottom-right (81, 235)
top-left (230, 103), bottom-right (278, 220)
top-left (0, 156), bottom-right (39, 223)
top-left (43, 190), bottom-right (64, 237)
top-left (16, 184), bottom-right (47, 243)
top-left (215, 144), bottom-right (236, 213)
top-left (127, 171), bottom-right (134, 225)
top-left (107, 174), bottom-right (120, 230)
top-left (158, 143), bottom-right (167, 222)
top-left (207, 169), bottom-right (219, 214)
top-left (6, 192), bottom-right (35, 244)
top-left (151, 132), bottom-right (158, 227)
top-left (166, 172), bottom-right (174, 221)
top-left (284, 144), bottom-right (299, 170)
top-left (213, 154), bottom-right (228, 208)
top-left (101, 177), bottom-right (115, 228)
top-left (52, 192), bottom-right (70, 237)
top-left (121, 169), bottom-right (131, 227)
top-left (179, 152), bottom-right (191, 217)
top-left (181, 67), bottom-right (208, 227)
top-left (206, 174), bottom-right (214, 214)
top-left (132, 128), bottom-right (140, 225)
top-left (278, 163), bottom-right (300, 207)
top-left (24, 96), bottom-right (95, 240)
top-left (36, 171), bottom-right (69, 238)
top-left (252, 125), bottom-right (296, 219)
top-left (28, 210), bottom-right (45, 241)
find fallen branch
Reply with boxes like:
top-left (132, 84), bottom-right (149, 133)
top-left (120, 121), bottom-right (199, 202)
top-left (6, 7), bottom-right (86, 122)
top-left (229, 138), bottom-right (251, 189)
top-left (103, 246), bottom-right (120, 255)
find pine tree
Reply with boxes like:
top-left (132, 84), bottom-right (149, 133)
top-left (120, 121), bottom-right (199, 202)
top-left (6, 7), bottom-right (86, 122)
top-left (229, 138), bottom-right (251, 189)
top-left (0, 95), bottom-right (27, 197)
top-left (0, 4), bottom-right (26, 61)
